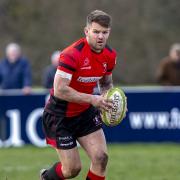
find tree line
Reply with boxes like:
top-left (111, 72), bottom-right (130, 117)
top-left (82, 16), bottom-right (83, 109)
top-left (0, 0), bottom-right (180, 85)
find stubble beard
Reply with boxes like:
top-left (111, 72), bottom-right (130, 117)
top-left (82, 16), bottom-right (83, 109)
top-left (91, 41), bottom-right (106, 53)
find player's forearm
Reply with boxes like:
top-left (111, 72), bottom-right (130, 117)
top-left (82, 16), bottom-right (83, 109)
top-left (99, 75), bottom-right (113, 95)
top-left (99, 78), bottom-right (113, 95)
top-left (54, 85), bottom-right (93, 104)
top-left (99, 82), bottom-right (113, 94)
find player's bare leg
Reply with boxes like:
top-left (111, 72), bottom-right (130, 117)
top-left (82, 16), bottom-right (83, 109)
top-left (56, 147), bottom-right (82, 178)
top-left (78, 129), bottom-right (108, 179)
top-left (40, 147), bottom-right (81, 179)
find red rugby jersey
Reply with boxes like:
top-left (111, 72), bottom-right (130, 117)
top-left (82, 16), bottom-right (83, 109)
top-left (45, 38), bottom-right (117, 117)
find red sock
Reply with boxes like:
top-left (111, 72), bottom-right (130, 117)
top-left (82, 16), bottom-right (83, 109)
top-left (86, 170), bottom-right (105, 180)
top-left (55, 162), bottom-right (65, 179)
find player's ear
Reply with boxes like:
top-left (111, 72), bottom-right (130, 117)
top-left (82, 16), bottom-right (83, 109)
top-left (84, 26), bottom-right (88, 36)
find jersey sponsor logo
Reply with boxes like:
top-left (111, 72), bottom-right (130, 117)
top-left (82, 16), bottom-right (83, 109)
top-left (77, 76), bottom-right (102, 83)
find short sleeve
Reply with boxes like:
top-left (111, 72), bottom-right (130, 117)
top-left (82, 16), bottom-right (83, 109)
top-left (57, 52), bottom-right (77, 75)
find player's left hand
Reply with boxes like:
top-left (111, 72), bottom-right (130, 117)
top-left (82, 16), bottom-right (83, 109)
top-left (91, 95), bottom-right (113, 111)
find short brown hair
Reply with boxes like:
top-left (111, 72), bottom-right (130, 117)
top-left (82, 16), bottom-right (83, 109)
top-left (86, 10), bottom-right (112, 28)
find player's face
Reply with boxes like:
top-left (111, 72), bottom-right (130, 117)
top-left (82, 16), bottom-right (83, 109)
top-left (85, 22), bottom-right (111, 53)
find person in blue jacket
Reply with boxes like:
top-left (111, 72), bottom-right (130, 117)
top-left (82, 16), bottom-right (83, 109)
top-left (0, 43), bottom-right (32, 94)
top-left (42, 50), bottom-right (60, 89)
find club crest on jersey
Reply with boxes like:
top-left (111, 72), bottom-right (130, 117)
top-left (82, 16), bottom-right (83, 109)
top-left (103, 62), bottom-right (107, 73)
top-left (83, 58), bottom-right (90, 66)
top-left (80, 57), bottom-right (91, 70)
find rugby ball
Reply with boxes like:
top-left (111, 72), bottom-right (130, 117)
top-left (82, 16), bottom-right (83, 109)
top-left (101, 87), bottom-right (127, 127)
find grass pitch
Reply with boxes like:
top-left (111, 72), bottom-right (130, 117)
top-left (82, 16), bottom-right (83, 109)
top-left (0, 144), bottom-right (180, 180)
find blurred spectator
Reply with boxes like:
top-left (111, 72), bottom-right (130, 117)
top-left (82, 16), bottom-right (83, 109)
top-left (156, 43), bottom-right (180, 85)
top-left (42, 50), bottom-right (61, 88)
top-left (0, 43), bottom-right (32, 94)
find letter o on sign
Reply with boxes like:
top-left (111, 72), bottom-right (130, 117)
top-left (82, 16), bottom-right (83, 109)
top-left (26, 108), bottom-right (46, 147)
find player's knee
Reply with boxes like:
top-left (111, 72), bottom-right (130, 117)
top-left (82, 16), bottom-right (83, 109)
top-left (94, 152), bottom-right (108, 170)
top-left (63, 164), bottom-right (81, 178)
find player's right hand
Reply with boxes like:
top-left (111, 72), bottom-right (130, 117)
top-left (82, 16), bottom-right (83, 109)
top-left (91, 95), bottom-right (113, 111)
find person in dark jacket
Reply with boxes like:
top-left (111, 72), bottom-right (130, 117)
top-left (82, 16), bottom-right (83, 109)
top-left (156, 43), bottom-right (180, 85)
top-left (0, 43), bottom-right (32, 94)
top-left (42, 50), bottom-right (61, 89)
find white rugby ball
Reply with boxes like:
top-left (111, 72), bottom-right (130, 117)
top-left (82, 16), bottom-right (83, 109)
top-left (101, 87), bottom-right (127, 127)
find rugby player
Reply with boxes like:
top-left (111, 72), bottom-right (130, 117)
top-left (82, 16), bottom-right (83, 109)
top-left (40, 10), bottom-right (117, 180)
